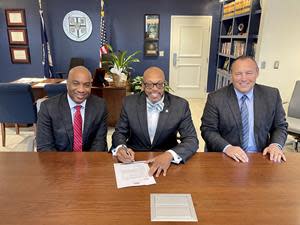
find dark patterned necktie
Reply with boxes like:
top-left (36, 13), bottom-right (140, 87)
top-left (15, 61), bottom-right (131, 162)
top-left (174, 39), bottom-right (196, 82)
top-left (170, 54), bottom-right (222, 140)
top-left (73, 105), bottom-right (82, 152)
top-left (241, 95), bottom-right (249, 150)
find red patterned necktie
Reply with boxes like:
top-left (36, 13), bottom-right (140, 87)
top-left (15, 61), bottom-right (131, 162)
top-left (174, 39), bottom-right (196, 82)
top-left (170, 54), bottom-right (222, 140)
top-left (73, 105), bottom-right (82, 152)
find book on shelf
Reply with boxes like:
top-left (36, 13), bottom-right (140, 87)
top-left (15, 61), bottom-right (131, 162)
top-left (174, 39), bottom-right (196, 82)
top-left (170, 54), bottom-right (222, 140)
top-left (223, 1), bottom-right (235, 18)
top-left (221, 42), bottom-right (231, 55)
top-left (223, 0), bottom-right (251, 18)
top-left (233, 40), bottom-right (245, 57)
top-left (235, 0), bottom-right (251, 15)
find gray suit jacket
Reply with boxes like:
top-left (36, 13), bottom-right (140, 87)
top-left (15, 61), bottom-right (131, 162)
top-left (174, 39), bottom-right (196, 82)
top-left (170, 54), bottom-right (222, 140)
top-left (112, 92), bottom-right (199, 162)
top-left (200, 84), bottom-right (288, 152)
top-left (37, 93), bottom-right (108, 151)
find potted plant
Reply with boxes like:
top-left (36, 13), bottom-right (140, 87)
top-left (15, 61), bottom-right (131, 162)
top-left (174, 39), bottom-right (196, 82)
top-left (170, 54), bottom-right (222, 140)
top-left (102, 44), bottom-right (141, 88)
top-left (131, 76), bottom-right (174, 93)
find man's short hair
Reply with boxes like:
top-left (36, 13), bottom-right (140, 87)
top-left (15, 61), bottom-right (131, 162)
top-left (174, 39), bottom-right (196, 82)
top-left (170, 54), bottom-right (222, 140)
top-left (230, 55), bottom-right (259, 72)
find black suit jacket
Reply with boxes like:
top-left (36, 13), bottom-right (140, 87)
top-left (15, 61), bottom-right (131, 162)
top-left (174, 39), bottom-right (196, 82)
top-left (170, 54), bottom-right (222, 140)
top-left (112, 92), bottom-right (199, 162)
top-left (37, 93), bottom-right (108, 151)
top-left (200, 84), bottom-right (288, 152)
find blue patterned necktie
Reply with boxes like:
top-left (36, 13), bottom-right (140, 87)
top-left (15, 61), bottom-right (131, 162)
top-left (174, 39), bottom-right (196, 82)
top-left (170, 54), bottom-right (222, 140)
top-left (147, 101), bottom-right (164, 112)
top-left (241, 95), bottom-right (249, 150)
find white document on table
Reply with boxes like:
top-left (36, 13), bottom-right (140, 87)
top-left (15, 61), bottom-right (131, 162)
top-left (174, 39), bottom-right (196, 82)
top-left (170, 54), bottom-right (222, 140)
top-left (150, 193), bottom-right (198, 222)
top-left (113, 161), bottom-right (156, 189)
top-left (33, 82), bottom-right (47, 87)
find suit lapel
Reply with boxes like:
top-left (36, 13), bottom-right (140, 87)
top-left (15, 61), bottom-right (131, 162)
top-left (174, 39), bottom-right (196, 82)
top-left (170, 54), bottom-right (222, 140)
top-left (227, 85), bottom-right (243, 143)
top-left (137, 93), bottom-right (151, 145)
top-left (82, 97), bottom-right (91, 146)
top-left (253, 85), bottom-right (260, 148)
top-left (60, 94), bottom-right (73, 147)
top-left (152, 93), bottom-right (171, 146)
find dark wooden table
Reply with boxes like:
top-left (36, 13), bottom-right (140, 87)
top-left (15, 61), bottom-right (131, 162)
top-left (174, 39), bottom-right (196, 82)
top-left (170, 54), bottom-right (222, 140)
top-left (0, 152), bottom-right (299, 225)
top-left (13, 78), bottom-right (126, 126)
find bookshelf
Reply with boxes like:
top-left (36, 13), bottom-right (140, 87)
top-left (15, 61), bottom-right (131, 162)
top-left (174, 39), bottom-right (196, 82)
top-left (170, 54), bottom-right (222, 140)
top-left (215, 0), bottom-right (261, 90)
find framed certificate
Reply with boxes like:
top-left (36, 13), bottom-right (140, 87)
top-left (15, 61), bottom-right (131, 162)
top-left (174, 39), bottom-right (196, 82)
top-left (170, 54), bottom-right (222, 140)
top-left (144, 41), bottom-right (159, 56)
top-left (10, 46), bottom-right (31, 64)
top-left (144, 14), bottom-right (159, 40)
top-left (5, 9), bottom-right (26, 27)
top-left (7, 28), bottom-right (28, 45)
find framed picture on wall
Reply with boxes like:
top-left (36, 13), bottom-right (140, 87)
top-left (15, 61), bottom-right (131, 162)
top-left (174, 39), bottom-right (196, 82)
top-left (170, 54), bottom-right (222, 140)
top-left (5, 9), bottom-right (26, 27)
top-left (7, 28), bottom-right (28, 45)
top-left (144, 14), bottom-right (159, 40)
top-left (10, 46), bottom-right (31, 64)
top-left (144, 41), bottom-right (159, 56)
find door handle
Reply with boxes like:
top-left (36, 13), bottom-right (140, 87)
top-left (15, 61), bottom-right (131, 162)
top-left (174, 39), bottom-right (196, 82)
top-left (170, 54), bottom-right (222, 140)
top-left (173, 53), bottom-right (177, 66)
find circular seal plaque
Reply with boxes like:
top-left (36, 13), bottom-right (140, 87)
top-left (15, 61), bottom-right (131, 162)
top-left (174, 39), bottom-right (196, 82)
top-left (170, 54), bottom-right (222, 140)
top-left (63, 10), bottom-right (92, 42)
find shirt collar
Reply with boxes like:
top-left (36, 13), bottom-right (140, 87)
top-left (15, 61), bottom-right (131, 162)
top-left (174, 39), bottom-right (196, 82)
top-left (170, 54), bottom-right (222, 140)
top-left (67, 94), bottom-right (87, 109)
top-left (146, 95), bottom-right (165, 106)
top-left (234, 87), bottom-right (254, 101)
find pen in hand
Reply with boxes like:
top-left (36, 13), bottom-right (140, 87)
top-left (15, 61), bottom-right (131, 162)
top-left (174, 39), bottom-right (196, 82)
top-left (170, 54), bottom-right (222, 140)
top-left (121, 144), bottom-right (134, 162)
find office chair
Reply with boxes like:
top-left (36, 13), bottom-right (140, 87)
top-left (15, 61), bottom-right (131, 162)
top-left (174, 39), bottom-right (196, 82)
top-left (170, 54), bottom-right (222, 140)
top-left (92, 68), bottom-right (109, 87)
top-left (53, 57), bottom-right (85, 78)
top-left (286, 80), bottom-right (300, 151)
top-left (44, 83), bottom-right (67, 98)
top-left (0, 83), bottom-right (37, 147)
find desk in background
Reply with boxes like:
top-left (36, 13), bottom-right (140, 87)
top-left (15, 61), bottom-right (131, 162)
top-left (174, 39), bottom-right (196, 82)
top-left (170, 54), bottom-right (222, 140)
top-left (0, 152), bottom-right (299, 225)
top-left (13, 78), bottom-right (126, 126)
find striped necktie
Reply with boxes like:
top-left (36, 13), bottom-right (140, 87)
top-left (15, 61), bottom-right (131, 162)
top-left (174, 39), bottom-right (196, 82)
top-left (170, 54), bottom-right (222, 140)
top-left (241, 95), bottom-right (249, 151)
top-left (73, 105), bottom-right (82, 152)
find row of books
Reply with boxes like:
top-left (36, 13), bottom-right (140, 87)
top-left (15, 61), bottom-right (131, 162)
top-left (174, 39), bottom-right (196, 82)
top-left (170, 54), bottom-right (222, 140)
top-left (235, 0), bottom-right (251, 15)
top-left (220, 41), bottom-right (257, 57)
top-left (221, 42), bottom-right (231, 55)
top-left (223, 0), bottom-right (252, 18)
top-left (233, 40), bottom-right (245, 57)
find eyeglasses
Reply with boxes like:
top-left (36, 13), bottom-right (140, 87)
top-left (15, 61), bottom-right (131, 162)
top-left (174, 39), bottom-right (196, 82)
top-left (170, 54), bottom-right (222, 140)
top-left (143, 82), bottom-right (165, 89)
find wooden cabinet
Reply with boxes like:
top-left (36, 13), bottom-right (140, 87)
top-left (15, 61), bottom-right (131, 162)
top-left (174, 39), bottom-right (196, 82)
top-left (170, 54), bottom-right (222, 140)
top-left (91, 86), bottom-right (126, 127)
top-left (215, 0), bottom-right (261, 90)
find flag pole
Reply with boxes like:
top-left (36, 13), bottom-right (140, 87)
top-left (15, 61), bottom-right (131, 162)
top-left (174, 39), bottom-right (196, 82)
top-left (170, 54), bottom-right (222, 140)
top-left (39, 0), bottom-right (54, 78)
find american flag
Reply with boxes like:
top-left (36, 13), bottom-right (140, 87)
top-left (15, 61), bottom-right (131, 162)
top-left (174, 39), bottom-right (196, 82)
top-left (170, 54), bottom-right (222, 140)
top-left (99, 0), bottom-right (108, 67)
top-left (39, 0), bottom-right (54, 78)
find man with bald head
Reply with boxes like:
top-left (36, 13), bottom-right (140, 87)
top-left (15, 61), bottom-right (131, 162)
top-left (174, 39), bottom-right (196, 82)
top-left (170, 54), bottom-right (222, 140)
top-left (37, 66), bottom-right (108, 151)
top-left (112, 66), bottom-right (198, 177)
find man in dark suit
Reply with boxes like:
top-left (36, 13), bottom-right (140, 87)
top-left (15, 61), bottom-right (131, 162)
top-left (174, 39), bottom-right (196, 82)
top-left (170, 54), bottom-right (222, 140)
top-left (112, 67), bottom-right (199, 177)
top-left (37, 66), bottom-right (108, 151)
top-left (201, 56), bottom-right (287, 163)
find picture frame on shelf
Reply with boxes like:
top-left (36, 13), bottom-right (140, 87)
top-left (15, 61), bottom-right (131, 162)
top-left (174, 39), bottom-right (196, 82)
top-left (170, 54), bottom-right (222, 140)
top-left (10, 46), bottom-right (31, 64)
top-left (7, 28), bottom-right (28, 45)
top-left (144, 14), bottom-right (159, 40)
top-left (5, 9), bottom-right (26, 27)
top-left (144, 41), bottom-right (158, 56)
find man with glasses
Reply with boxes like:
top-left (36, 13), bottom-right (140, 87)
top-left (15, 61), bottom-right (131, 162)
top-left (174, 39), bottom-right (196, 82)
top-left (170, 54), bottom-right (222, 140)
top-left (37, 66), bottom-right (108, 152)
top-left (112, 66), bottom-right (198, 177)
top-left (200, 56), bottom-right (287, 163)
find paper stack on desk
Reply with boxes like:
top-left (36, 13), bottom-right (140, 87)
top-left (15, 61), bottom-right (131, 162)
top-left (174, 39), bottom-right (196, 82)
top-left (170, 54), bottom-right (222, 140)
top-left (150, 193), bottom-right (198, 222)
top-left (113, 161), bottom-right (156, 188)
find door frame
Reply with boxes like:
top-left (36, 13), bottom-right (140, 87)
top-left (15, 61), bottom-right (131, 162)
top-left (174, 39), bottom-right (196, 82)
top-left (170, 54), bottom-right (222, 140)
top-left (169, 15), bottom-right (212, 98)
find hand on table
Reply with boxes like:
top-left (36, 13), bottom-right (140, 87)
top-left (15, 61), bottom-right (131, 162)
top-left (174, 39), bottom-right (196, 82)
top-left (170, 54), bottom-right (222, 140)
top-left (148, 152), bottom-right (173, 177)
top-left (224, 146), bottom-right (249, 163)
top-left (263, 144), bottom-right (286, 163)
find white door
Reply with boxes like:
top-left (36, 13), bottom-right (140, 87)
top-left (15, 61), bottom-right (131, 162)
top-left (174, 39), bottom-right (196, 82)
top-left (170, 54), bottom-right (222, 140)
top-left (169, 16), bottom-right (212, 98)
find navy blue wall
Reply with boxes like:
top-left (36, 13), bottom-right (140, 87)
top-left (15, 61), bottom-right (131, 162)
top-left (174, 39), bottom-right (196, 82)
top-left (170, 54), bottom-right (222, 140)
top-left (0, 0), bottom-right (43, 82)
top-left (108, 0), bottom-right (220, 91)
top-left (0, 0), bottom-right (220, 91)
